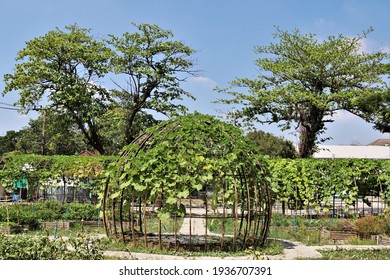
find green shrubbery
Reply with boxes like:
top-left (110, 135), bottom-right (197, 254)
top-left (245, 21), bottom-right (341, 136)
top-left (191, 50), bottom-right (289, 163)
top-left (0, 233), bottom-right (106, 260)
top-left (0, 201), bottom-right (99, 228)
top-left (355, 215), bottom-right (388, 238)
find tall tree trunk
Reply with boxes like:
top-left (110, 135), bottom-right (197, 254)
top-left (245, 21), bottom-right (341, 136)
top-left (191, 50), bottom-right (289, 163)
top-left (298, 105), bottom-right (325, 158)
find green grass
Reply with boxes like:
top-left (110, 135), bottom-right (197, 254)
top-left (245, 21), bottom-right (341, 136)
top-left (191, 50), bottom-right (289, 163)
top-left (318, 249), bottom-right (390, 260)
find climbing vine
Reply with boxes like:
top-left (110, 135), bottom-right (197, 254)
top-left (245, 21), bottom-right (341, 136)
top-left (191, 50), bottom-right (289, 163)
top-left (269, 158), bottom-right (390, 213)
top-left (102, 113), bottom-right (272, 249)
top-left (0, 154), bottom-right (115, 198)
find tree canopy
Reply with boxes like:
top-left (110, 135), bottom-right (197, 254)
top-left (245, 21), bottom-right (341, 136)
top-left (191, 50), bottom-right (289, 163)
top-left (107, 23), bottom-right (197, 143)
top-left (0, 130), bottom-right (20, 155)
top-left (246, 130), bottom-right (297, 158)
top-left (3, 23), bottom-right (196, 154)
top-left (217, 27), bottom-right (389, 157)
top-left (15, 111), bottom-right (88, 155)
top-left (3, 24), bottom-right (113, 154)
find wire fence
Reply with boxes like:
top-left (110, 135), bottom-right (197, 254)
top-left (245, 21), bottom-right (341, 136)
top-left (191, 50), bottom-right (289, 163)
top-left (272, 195), bottom-right (388, 218)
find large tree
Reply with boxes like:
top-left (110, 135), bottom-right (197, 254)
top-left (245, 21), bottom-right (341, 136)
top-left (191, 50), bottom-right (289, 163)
top-left (15, 111), bottom-right (88, 155)
top-left (3, 24), bottom-right (113, 154)
top-left (350, 64), bottom-right (390, 133)
top-left (107, 23), bottom-right (197, 143)
top-left (246, 130), bottom-right (297, 158)
top-left (0, 130), bottom-right (21, 155)
top-left (218, 28), bottom-right (389, 157)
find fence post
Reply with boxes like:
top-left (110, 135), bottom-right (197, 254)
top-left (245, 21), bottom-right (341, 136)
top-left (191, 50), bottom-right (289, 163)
top-left (53, 224), bottom-right (58, 240)
top-left (97, 208), bottom-right (101, 228)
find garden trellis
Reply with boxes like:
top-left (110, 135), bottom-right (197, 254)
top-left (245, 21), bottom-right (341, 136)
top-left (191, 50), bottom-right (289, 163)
top-left (102, 113), bottom-right (272, 250)
top-left (0, 154), bottom-right (114, 202)
top-left (269, 158), bottom-right (390, 216)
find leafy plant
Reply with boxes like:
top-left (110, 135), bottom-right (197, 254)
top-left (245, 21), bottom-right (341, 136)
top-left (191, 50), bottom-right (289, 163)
top-left (103, 113), bottom-right (272, 248)
top-left (318, 249), bottom-right (390, 260)
top-left (355, 215), bottom-right (386, 238)
top-left (0, 234), bottom-right (106, 260)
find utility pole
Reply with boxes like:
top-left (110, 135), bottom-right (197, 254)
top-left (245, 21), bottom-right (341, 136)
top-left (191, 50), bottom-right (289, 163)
top-left (32, 106), bottom-right (47, 155)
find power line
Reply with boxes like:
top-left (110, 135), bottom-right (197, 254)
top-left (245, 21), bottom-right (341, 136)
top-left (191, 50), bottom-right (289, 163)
top-left (0, 102), bottom-right (22, 108)
top-left (0, 106), bottom-right (20, 111)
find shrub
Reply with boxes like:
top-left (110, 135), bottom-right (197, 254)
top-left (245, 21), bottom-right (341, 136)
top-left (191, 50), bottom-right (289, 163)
top-left (0, 201), bottom-right (98, 226)
top-left (62, 203), bottom-right (97, 221)
top-left (355, 215), bottom-right (385, 238)
top-left (384, 216), bottom-right (390, 235)
top-left (0, 233), bottom-right (106, 260)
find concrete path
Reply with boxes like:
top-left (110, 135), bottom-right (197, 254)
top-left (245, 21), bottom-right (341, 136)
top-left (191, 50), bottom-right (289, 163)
top-left (179, 217), bottom-right (208, 235)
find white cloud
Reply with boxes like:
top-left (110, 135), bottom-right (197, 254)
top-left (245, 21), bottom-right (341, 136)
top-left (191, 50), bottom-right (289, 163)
top-left (188, 76), bottom-right (217, 88)
top-left (329, 110), bottom-right (359, 122)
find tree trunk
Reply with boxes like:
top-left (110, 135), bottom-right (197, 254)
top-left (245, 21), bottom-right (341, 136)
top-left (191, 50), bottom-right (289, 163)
top-left (297, 105), bottom-right (326, 158)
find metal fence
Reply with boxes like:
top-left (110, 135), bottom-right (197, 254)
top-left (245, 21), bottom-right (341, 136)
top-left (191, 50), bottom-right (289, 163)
top-left (272, 195), bottom-right (388, 218)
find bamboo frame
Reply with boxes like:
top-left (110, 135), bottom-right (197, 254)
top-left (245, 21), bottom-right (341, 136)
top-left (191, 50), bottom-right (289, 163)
top-left (102, 118), bottom-right (272, 251)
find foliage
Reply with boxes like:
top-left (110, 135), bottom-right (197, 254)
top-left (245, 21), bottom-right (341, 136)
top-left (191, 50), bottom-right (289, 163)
top-left (3, 23), bottom-right (197, 155)
top-left (0, 201), bottom-right (99, 226)
top-left (352, 66), bottom-right (390, 133)
top-left (96, 106), bottom-right (157, 155)
top-left (0, 154), bottom-right (115, 196)
top-left (246, 130), bottom-right (297, 158)
top-left (0, 233), bottom-right (106, 260)
top-left (15, 111), bottom-right (88, 155)
top-left (3, 24), bottom-right (114, 154)
top-left (345, 235), bottom-right (377, 245)
top-left (107, 23), bottom-right (197, 143)
top-left (269, 158), bottom-right (390, 212)
top-left (355, 215), bottom-right (386, 237)
top-left (217, 27), bottom-right (389, 157)
top-left (318, 249), bottom-right (390, 260)
top-left (103, 113), bottom-right (272, 247)
top-left (0, 130), bottom-right (20, 155)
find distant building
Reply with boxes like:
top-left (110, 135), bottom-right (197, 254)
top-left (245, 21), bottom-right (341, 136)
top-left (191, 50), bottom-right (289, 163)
top-left (313, 138), bottom-right (390, 159)
top-left (79, 150), bottom-right (97, 156)
top-left (367, 138), bottom-right (390, 146)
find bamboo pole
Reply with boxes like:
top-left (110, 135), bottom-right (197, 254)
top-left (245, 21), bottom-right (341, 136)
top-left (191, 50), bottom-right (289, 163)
top-left (252, 179), bottom-right (259, 243)
top-left (189, 197), bottom-right (192, 249)
top-left (112, 197), bottom-right (117, 236)
top-left (205, 183), bottom-right (208, 251)
top-left (221, 180), bottom-right (225, 249)
top-left (131, 188), bottom-right (136, 243)
top-left (143, 193), bottom-right (147, 247)
top-left (102, 178), bottom-right (110, 237)
top-left (119, 189), bottom-right (125, 242)
top-left (241, 166), bottom-right (251, 245)
top-left (233, 172), bottom-right (238, 251)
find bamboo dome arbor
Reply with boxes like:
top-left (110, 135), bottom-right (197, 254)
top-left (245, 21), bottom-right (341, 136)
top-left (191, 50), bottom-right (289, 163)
top-left (102, 113), bottom-right (272, 250)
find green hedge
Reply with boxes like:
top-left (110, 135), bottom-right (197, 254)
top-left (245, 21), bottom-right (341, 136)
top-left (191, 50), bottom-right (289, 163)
top-left (0, 201), bottom-right (99, 227)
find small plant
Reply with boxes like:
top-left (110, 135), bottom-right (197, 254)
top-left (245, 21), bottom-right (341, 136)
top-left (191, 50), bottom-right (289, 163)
top-left (0, 233), bottom-right (106, 260)
top-left (318, 249), bottom-right (390, 260)
top-left (383, 215), bottom-right (390, 235)
top-left (355, 215), bottom-right (385, 238)
top-left (345, 236), bottom-right (377, 245)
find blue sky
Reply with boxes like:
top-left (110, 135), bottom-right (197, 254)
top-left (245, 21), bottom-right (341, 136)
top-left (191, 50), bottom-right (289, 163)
top-left (0, 0), bottom-right (389, 145)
